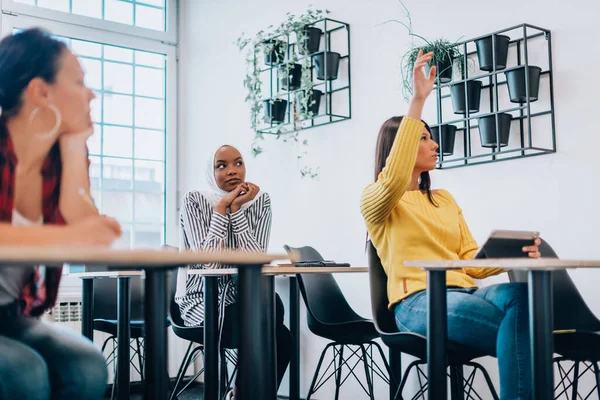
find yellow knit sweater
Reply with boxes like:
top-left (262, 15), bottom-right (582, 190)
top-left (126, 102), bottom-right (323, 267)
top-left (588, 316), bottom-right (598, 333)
top-left (360, 117), bottom-right (505, 309)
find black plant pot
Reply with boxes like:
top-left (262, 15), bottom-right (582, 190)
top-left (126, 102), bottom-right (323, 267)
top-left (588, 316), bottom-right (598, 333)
top-left (298, 89), bottom-right (323, 116)
top-left (478, 113), bottom-right (512, 148)
top-left (263, 40), bottom-right (286, 66)
top-left (263, 99), bottom-right (287, 123)
top-left (279, 63), bottom-right (302, 90)
top-left (505, 66), bottom-right (542, 103)
top-left (431, 124), bottom-right (457, 156)
top-left (450, 80), bottom-right (482, 114)
top-left (314, 51), bottom-right (340, 80)
top-left (435, 55), bottom-right (454, 83)
top-left (475, 34), bottom-right (510, 72)
top-left (298, 26), bottom-right (322, 55)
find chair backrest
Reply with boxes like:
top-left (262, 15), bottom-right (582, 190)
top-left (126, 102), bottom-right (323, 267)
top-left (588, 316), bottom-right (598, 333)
top-left (84, 265), bottom-right (145, 321)
top-left (366, 241), bottom-right (399, 334)
top-left (508, 238), bottom-right (600, 332)
top-left (283, 245), bottom-right (363, 326)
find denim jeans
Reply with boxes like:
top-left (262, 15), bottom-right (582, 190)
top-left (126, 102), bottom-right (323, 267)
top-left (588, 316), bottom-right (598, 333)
top-left (394, 283), bottom-right (531, 400)
top-left (0, 309), bottom-right (108, 400)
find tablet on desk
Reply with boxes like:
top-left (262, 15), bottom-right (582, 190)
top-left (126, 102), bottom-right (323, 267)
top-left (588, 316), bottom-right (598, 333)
top-left (473, 230), bottom-right (539, 259)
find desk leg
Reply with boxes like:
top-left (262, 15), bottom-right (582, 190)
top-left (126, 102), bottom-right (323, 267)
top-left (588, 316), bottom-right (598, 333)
top-left (263, 275), bottom-right (277, 399)
top-left (289, 276), bottom-right (300, 400)
top-left (203, 276), bottom-right (219, 400)
top-left (389, 348), bottom-right (401, 400)
top-left (529, 270), bottom-right (554, 400)
top-left (237, 264), bottom-right (270, 400)
top-left (81, 279), bottom-right (94, 341)
top-left (144, 270), bottom-right (168, 400)
top-left (427, 270), bottom-right (447, 400)
top-left (117, 277), bottom-right (131, 400)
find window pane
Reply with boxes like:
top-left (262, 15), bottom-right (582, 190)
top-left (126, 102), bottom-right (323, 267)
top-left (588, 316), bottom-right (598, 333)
top-left (103, 158), bottom-right (133, 190)
top-left (135, 66), bottom-right (164, 98)
top-left (135, 98), bottom-right (163, 129)
top-left (104, 94), bottom-right (133, 126)
top-left (133, 225), bottom-right (163, 249)
top-left (139, 0), bottom-right (165, 7)
top-left (103, 126), bottom-right (133, 158)
top-left (103, 192), bottom-right (133, 222)
top-left (135, 51), bottom-right (165, 68)
top-left (71, 39), bottom-right (102, 58)
top-left (87, 124), bottom-right (102, 155)
top-left (134, 160), bottom-right (164, 193)
top-left (80, 58), bottom-right (101, 90)
top-left (135, 193), bottom-right (164, 223)
top-left (105, 0), bottom-right (134, 26)
top-left (72, 0), bottom-right (102, 18)
top-left (135, 5), bottom-right (164, 31)
top-left (104, 62), bottom-right (133, 94)
top-left (105, 46), bottom-right (133, 63)
top-left (14, 0), bottom-right (35, 5)
top-left (37, 0), bottom-right (69, 12)
top-left (134, 129), bottom-right (164, 160)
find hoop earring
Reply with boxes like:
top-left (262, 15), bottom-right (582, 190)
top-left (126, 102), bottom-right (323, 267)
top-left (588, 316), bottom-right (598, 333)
top-left (28, 104), bottom-right (62, 138)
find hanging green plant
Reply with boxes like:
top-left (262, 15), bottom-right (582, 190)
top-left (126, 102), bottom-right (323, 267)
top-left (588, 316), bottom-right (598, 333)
top-left (382, 0), bottom-right (470, 102)
top-left (236, 6), bottom-right (330, 179)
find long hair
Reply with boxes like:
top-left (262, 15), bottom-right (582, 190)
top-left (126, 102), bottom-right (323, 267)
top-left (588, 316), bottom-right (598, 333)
top-left (374, 116), bottom-right (437, 206)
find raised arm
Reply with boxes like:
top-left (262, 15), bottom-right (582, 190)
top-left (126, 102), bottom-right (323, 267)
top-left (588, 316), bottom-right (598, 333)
top-left (361, 50), bottom-right (436, 225)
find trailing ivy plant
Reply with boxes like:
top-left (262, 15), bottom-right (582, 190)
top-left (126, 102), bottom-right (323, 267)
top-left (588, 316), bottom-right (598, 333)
top-left (382, 0), bottom-right (469, 102)
top-left (236, 6), bottom-right (329, 179)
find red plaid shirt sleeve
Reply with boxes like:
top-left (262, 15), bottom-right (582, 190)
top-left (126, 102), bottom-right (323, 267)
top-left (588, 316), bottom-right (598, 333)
top-left (0, 124), bottom-right (67, 316)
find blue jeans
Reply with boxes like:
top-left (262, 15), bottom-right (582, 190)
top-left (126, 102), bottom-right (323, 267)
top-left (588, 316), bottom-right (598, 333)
top-left (0, 314), bottom-right (108, 400)
top-left (394, 283), bottom-right (531, 400)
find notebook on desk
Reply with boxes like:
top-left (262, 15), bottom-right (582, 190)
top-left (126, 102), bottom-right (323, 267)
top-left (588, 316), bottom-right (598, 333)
top-left (473, 230), bottom-right (539, 259)
top-left (289, 261), bottom-right (351, 267)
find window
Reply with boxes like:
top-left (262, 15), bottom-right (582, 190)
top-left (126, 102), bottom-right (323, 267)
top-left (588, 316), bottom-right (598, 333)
top-left (12, 0), bottom-right (166, 32)
top-left (1, 6), bottom-right (177, 256)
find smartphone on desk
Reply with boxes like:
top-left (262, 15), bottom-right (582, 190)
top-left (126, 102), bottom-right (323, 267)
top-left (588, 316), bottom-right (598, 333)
top-left (473, 229), bottom-right (539, 259)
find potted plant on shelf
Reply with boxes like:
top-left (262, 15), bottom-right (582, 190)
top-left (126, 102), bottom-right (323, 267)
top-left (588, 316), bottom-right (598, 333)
top-left (478, 113), bottom-right (512, 148)
top-left (383, 1), bottom-right (468, 102)
top-left (449, 80), bottom-right (482, 114)
top-left (505, 65), bottom-right (542, 103)
top-left (236, 7), bottom-right (330, 178)
top-left (475, 34), bottom-right (511, 72)
top-left (431, 124), bottom-right (458, 156)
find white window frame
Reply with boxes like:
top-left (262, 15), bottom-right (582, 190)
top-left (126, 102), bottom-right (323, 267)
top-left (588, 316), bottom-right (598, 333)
top-left (1, 0), bottom-right (177, 44)
top-left (0, 12), bottom-right (178, 285)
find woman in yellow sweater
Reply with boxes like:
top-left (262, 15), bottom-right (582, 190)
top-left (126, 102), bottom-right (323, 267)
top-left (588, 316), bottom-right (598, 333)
top-left (360, 50), bottom-right (541, 400)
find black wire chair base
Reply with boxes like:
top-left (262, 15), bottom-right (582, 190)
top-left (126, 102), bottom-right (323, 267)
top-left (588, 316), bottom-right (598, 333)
top-left (169, 343), bottom-right (238, 400)
top-left (306, 341), bottom-right (392, 400)
top-left (101, 336), bottom-right (145, 400)
top-left (394, 360), bottom-right (499, 400)
top-left (554, 356), bottom-right (600, 400)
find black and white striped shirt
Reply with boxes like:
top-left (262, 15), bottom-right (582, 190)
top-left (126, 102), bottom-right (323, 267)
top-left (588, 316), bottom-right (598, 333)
top-left (175, 190), bottom-right (272, 326)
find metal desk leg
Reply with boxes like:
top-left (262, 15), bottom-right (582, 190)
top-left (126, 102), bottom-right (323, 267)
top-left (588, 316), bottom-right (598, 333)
top-left (203, 276), bottom-right (219, 400)
top-left (529, 270), bottom-right (554, 400)
top-left (427, 270), bottom-right (447, 400)
top-left (143, 269), bottom-right (168, 400)
top-left (117, 277), bottom-right (131, 400)
top-left (81, 278), bottom-right (94, 341)
top-left (289, 276), bottom-right (300, 400)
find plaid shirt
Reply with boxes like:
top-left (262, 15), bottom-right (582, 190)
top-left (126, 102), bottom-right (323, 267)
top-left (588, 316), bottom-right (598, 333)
top-left (0, 122), bottom-right (65, 317)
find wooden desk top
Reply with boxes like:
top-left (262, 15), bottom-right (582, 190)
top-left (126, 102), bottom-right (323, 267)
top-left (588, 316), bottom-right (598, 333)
top-left (0, 247), bottom-right (289, 268)
top-left (404, 258), bottom-right (600, 271)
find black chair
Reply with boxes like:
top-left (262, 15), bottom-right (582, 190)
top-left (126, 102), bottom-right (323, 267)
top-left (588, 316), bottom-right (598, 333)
top-left (87, 268), bottom-right (148, 399)
top-left (366, 241), bottom-right (499, 400)
top-left (283, 244), bottom-right (391, 400)
top-left (167, 268), bottom-right (237, 400)
top-left (508, 239), bottom-right (600, 399)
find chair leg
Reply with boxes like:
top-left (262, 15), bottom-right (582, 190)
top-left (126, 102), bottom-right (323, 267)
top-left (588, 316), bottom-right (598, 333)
top-left (592, 361), bottom-right (600, 400)
top-left (306, 343), bottom-right (335, 400)
top-left (571, 361), bottom-right (580, 400)
top-left (395, 360), bottom-right (423, 400)
top-left (334, 345), bottom-right (344, 400)
top-left (169, 342), bottom-right (195, 400)
top-left (359, 345), bottom-right (375, 400)
top-left (470, 363), bottom-right (499, 400)
top-left (136, 338), bottom-right (145, 380)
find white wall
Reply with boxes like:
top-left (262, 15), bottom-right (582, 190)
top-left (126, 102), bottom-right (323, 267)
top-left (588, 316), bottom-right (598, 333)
top-left (178, 0), bottom-right (600, 397)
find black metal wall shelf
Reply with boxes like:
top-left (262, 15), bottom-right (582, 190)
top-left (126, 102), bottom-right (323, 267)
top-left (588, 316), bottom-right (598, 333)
top-left (431, 23), bottom-right (556, 170)
top-left (257, 17), bottom-right (351, 136)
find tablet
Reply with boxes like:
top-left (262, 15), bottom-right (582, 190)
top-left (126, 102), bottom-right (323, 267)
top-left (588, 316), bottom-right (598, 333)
top-left (473, 230), bottom-right (539, 259)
